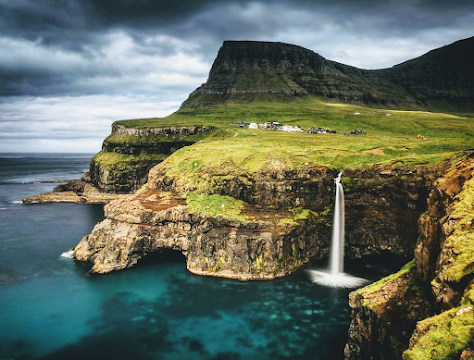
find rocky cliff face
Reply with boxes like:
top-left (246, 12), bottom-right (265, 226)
top-left (74, 161), bottom-right (442, 280)
top-left (74, 187), bottom-right (330, 279)
top-left (150, 161), bottom-right (442, 261)
top-left (87, 125), bottom-right (214, 193)
top-left (381, 37), bottom-right (474, 109)
top-left (345, 152), bottom-right (474, 360)
top-left (182, 38), bottom-right (474, 111)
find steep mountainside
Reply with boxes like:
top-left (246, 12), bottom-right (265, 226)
top-left (182, 38), bottom-right (474, 111)
top-left (381, 36), bottom-right (474, 109)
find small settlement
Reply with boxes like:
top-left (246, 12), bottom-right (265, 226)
top-left (237, 121), bottom-right (336, 134)
top-left (237, 121), bottom-right (367, 136)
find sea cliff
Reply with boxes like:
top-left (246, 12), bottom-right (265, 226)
top-left (345, 153), bottom-right (474, 360)
top-left (74, 162), bottom-right (442, 280)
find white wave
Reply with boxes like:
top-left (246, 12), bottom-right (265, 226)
top-left (10, 200), bottom-right (23, 205)
top-left (0, 207), bottom-right (7, 210)
top-left (307, 270), bottom-right (369, 288)
top-left (60, 250), bottom-right (75, 259)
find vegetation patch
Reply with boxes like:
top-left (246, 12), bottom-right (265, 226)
top-left (251, 254), bottom-right (267, 274)
top-left (403, 287), bottom-right (474, 360)
top-left (438, 176), bottom-right (474, 282)
top-left (277, 207), bottom-right (330, 227)
top-left (357, 260), bottom-right (415, 297)
top-left (186, 191), bottom-right (247, 222)
top-left (92, 151), bottom-right (166, 171)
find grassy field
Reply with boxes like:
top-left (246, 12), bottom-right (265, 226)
top-left (109, 97), bottom-right (474, 187)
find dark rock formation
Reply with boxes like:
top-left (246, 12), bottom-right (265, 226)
top-left (150, 162), bottom-right (442, 261)
top-left (53, 179), bottom-right (86, 194)
top-left (181, 40), bottom-right (418, 109)
top-left (381, 36), bottom-right (474, 110)
top-left (182, 38), bottom-right (474, 111)
top-left (74, 188), bottom-right (329, 279)
top-left (345, 263), bottom-right (434, 360)
top-left (87, 125), bottom-right (214, 193)
top-left (345, 152), bottom-right (474, 360)
top-left (74, 161), bottom-right (443, 279)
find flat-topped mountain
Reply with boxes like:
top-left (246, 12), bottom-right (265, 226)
top-left (182, 37), bottom-right (474, 110)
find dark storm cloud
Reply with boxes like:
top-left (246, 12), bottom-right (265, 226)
top-left (1, 0), bottom-right (473, 38)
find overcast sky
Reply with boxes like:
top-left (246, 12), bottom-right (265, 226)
top-left (0, 0), bottom-right (473, 153)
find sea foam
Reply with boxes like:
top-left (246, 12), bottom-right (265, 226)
top-left (61, 250), bottom-right (75, 259)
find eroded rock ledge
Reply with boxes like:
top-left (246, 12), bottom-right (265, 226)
top-left (22, 180), bottom-right (128, 204)
top-left (74, 188), bottom-right (327, 280)
top-left (89, 125), bottom-right (215, 194)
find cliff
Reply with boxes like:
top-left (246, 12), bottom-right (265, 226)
top-left (74, 160), bottom-right (443, 281)
top-left (182, 38), bottom-right (474, 111)
top-left (36, 36), bottom-right (474, 358)
top-left (87, 124), bottom-right (214, 193)
top-left (345, 152), bottom-right (474, 360)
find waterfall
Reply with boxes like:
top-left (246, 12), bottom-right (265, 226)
top-left (307, 171), bottom-right (368, 288)
top-left (330, 172), bottom-right (345, 275)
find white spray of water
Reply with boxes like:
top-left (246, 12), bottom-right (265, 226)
top-left (308, 172), bottom-right (368, 288)
top-left (60, 250), bottom-right (74, 259)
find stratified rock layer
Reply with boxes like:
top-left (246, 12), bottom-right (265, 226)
top-left (345, 152), bottom-right (474, 360)
top-left (87, 125), bottom-right (214, 193)
top-left (182, 38), bottom-right (474, 110)
top-left (74, 162), bottom-right (441, 280)
top-left (74, 188), bottom-right (328, 280)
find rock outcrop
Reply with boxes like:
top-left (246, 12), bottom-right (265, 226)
top-left (21, 181), bottom-right (128, 204)
top-left (150, 161), bottom-right (442, 261)
top-left (87, 125), bottom-right (214, 193)
top-left (74, 188), bottom-right (330, 280)
top-left (182, 38), bottom-right (474, 111)
top-left (74, 161), bottom-right (442, 280)
top-left (345, 152), bottom-right (474, 360)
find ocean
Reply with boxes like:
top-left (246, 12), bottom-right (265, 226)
top-left (0, 153), bottom-right (356, 360)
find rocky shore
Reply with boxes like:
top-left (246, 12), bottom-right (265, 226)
top-left (21, 180), bottom-right (128, 204)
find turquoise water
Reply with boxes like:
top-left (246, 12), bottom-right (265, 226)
top-left (0, 154), bottom-right (355, 360)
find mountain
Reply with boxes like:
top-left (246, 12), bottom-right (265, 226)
top-left (380, 36), bottom-right (474, 109)
top-left (181, 37), bottom-right (474, 111)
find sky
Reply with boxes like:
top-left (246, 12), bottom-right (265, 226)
top-left (0, 0), bottom-right (473, 153)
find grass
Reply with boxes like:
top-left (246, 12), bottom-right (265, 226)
top-left (186, 191), bottom-right (247, 221)
top-left (436, 174), bottom-right (474, 282)
top-left (403, 287), bottom-right (474, 360)
top-left (104, 129), bottom-right (220, 145)
top-left (108, 96), bottom-right (474, 194)
top-left (92, 151), bottom-right (167, 170)
top-left (357, 260), bottom-right (415, 298)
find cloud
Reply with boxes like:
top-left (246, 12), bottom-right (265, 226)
top-left (0, 95), bottom-right (182, 152)
top-left (0, 31), bottom-right (208, 96)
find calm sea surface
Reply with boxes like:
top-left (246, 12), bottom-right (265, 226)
top-left (0, 153), bottom-right (356, 360)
